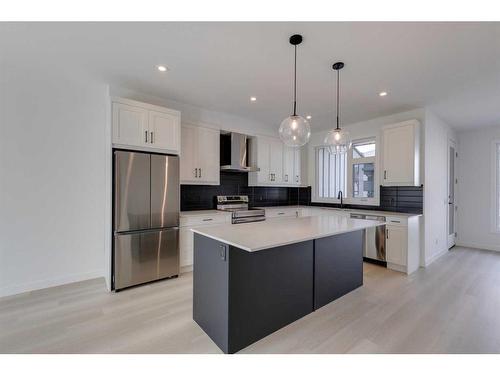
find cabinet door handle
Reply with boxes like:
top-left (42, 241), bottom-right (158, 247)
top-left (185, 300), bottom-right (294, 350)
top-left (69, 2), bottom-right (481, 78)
top-left (285, 174), bottom-right (288, 182)
top-left (269, 173), bottom-right (273, 181)
top-left (150, 131), bottom-right (154, 144)
top-left (199, 168), bottom-right (202, 178)
top-left (145, 130), bottom-right (148, 143)
top-left (386, 229), bottom-right (389, 239)
top-left (195, 168), bottom-right (198, 178)
top-left (384, 170), bottom-right (387, 179)
top-left (277, 212), bottom-right (285, 215)
top-left (219, 245), bottom-right (226, 261)
top-left (202, 218), bottom-right (213, 222)
top-left (296, 175), bottom-right (299, 183)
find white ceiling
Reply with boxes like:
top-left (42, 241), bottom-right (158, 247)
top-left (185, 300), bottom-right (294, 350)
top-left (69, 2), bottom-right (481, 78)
top-left (1, 22), bottom-right (499, 131)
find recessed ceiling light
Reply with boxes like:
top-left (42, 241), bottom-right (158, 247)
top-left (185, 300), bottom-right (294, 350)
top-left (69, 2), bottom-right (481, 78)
top-left (379, 91), bottom-right (388, 97)
top-left (157, 65), bottom-right (168, 72)
top-left (250, 97), bottom-right (257, 102)
top-left (306, 115), bottom-right (312, 120)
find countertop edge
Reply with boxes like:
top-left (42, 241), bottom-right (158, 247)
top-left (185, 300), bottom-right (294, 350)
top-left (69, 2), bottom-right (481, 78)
top-left (191, 221), bottom-right (384, 252)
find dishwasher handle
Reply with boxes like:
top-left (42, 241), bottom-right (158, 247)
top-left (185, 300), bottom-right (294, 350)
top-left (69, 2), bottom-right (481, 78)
top-left (350, 213), bottom-right (365, 219)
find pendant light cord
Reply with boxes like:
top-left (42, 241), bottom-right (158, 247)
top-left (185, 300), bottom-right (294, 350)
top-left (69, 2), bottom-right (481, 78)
top-left (293, 44), bottom-right (297, 116)
top-left (336, 68), bottom-right (340, 130)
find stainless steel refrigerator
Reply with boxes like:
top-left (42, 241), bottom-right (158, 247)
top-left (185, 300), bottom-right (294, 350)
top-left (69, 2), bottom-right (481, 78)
top-left (113, 150), bottom-right (179, 291)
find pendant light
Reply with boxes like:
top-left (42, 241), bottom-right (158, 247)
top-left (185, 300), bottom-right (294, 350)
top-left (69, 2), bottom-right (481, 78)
top-left (279, 34), bottom-right (311, 147)
top-left (324, 62), bottom-right (350, 154)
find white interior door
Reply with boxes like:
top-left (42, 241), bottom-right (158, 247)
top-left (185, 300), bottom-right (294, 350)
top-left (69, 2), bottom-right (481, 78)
top-left (447, 140), bottom-right (457, 248)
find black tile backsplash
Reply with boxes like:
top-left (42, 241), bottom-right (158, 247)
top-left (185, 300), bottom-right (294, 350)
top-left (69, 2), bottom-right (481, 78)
top-left (310, 186), bottom-right (423, 214)
top-left (180, 172), bottom-right (311, 211)
top-left (181, 172), bottom-right (421, 214)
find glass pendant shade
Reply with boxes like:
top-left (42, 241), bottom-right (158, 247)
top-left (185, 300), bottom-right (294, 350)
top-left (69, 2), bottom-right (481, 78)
top-left (324, 127), bottom-right (350, 155)
top-left (279, 115), bottom-right (311, 147)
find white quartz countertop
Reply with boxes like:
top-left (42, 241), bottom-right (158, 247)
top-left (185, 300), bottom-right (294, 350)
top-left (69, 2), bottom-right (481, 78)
top-left (180, 210), bottom-right (231, 217)
top-left (191, 215), bottom-right (385, 252)
top-left (257, 205), bottom-right (422, 218)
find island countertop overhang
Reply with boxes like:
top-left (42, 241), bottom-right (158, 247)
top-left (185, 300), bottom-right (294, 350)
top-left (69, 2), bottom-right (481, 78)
top-left (191, 216), bottom-right (385, 252)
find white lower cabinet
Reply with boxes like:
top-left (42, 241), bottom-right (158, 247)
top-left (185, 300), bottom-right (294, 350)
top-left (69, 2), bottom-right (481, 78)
top-left (386, 224), bottom-right (407, 266)
top-left (179, 212), bottom-right (231, 270)
top-left (384, 215), bottom-right (421, 274)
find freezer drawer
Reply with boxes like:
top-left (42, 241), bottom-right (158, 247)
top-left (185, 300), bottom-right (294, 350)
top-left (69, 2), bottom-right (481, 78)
top-left (114, 228), bottom-right (179, 290)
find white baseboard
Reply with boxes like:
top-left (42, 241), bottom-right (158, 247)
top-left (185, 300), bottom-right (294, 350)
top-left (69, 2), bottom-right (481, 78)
top-left (0, 269), bottom-right (104, 298)
top-left (455, 241), bottom-right (500, 252)
top-left (424, 248), bottom-right (449, 267)
top-left (180, 265), bottom-right (193, 274)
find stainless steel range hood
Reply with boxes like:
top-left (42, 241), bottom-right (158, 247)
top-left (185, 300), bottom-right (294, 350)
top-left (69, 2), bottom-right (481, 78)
top-left (220, 132), bottom-right (259, 172)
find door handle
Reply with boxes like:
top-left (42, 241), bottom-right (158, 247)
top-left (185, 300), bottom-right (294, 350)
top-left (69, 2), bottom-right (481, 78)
top-left (150, 131), bottom-right (154, 144)
top-left (198, 168), bottom-right (202, 178)
top-left (219, 245), bottom-right (227, 261)
top-left (195, 168), bottom-right (198, 178)
top-left (145, 130), bottom-right (148, 143)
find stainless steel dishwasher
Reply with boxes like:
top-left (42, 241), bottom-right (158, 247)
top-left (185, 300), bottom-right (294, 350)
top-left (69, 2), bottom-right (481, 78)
top-left (350, 213), bottom-right (386, 263)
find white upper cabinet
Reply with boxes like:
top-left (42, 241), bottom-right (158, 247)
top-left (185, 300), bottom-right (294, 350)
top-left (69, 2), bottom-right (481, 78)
top-left (283, 146), bottom-right (302, 185)
top-left (112, 103), bottom-right (148, 148)
top-left (112, 97), bottom-right (180, 154)
top-left (249, 136), bottom-right (302, 187)
top-left (283, 146), bottom-right (295, 184)
top-left (381, 120), bottom-right (420, 186)
top-left (148, 110), bottom-right (180, 152)
top-left (269, 138), bottom-right (284, 183)
top-left (293, 148), bottom-right (302, 185)
top-left (180, 124), bottom-right (220, 185)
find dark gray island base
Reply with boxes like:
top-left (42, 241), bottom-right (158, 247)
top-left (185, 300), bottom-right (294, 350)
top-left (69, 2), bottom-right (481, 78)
top-left (193, 230), bottom-right (363, 354)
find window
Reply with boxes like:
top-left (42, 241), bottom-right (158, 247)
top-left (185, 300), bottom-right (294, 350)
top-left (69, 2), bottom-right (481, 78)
top-left (350, 138), bottom-right (376, 200)
top-left (314, 137), bottom-right (378, 205)
top-left (316, 147), bottom-right (346, 199)
top-left (494, 141), bottom-right (500, 232)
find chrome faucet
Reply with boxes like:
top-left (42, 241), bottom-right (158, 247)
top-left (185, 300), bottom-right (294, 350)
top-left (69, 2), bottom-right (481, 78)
top-left (337, 190), bottom-right (344, 209)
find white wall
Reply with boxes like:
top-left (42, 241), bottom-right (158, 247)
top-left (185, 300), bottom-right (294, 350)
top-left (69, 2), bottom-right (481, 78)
top-left (0, 64), bottom-right (109, 297)
top-left (456, 125), bottom-right (500, 252)
top-left (423, 110), bottom-right (457, 265)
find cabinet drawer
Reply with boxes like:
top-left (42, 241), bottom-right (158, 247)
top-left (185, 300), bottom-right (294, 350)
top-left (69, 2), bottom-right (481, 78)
top-left (180, 214), bottom-right (230, 227)
top-left (385, 216), bottom-right (407, 226)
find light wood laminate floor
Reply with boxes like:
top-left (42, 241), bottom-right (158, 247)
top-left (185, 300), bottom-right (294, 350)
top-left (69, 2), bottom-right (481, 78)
top-left (2, 246), bottom-right (500, 354)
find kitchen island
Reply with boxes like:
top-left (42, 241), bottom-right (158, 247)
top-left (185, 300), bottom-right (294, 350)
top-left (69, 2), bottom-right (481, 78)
top-left (192, 215), bottom-right (384, 354)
